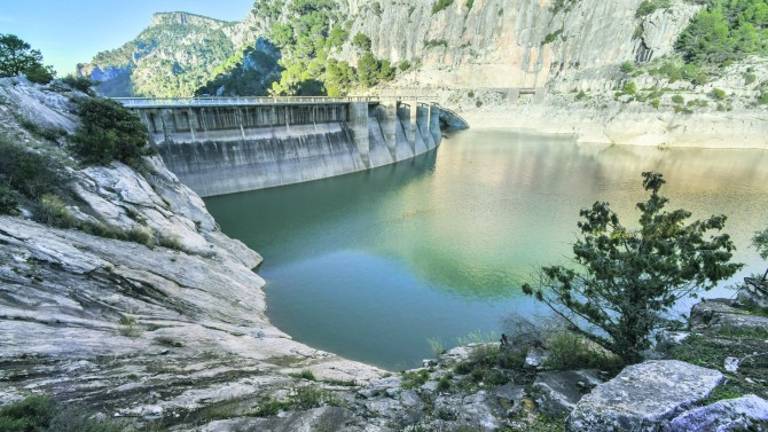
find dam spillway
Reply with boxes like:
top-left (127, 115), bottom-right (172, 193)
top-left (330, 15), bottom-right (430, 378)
top-left (116, 97), bottom-right (453, 197)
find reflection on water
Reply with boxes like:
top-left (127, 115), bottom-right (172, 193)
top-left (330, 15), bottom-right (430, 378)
top-left (205, 129), bottom-right (768, 370)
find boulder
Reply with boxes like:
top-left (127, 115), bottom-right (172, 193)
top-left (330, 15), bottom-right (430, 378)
top-left (533, 369), bottom-right (602, 417)
top-left (524, 347), bottom-right (550, 369)
top-left (666, 395), bottom-right (768, 432)
top-left (567, 360), bottom-right (724, 432)
top-left (433, 391), bottom-right (500, 431)
top-left (690, 299), bottom-right (768, 332)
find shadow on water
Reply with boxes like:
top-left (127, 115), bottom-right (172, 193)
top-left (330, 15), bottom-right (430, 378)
top-left (205, 130), bottom-right (768, 370)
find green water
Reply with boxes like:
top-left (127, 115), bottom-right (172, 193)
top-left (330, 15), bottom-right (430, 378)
top-left (205, 129), bottom-right (768, 371)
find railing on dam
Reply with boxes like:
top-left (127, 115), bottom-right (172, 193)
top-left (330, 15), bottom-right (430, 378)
top-left (113, 95), bottom-right (439, 109)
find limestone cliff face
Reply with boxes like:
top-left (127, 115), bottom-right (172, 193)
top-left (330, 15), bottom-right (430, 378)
top-left (338, 0), bottom-right (700, 91)
top-left (81, 1), bottom-right (700, 97)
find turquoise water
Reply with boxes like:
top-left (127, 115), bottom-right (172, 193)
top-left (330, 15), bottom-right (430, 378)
top-left (205, 129), bottom-right (768, 371)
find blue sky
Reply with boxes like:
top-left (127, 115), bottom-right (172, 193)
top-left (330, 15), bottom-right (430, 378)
top-left (1, 1), bottom-right (254, 75)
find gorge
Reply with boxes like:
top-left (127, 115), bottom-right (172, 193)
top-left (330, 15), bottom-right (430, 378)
top-left (2, 0), bottom-right (768, 430)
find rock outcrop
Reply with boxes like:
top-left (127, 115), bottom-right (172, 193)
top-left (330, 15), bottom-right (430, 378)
top-left (666, 395), bottom-right (768, 432)
top-left (567, 360), bottom-right (724, 432)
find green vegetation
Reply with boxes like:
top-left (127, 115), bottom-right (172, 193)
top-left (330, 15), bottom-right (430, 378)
top-left (676, 0), bottom-right (768, 67)
top-left (753, 226), bottom-right (768, 280)
top-left (466, 0), bottom-right (475, 11)
top-left (543, 331), bottom-right (623, 372)
top-left (402, 369), bottom-right (431, 389)
top-left (647, 58), bottom-right (709, 85)
top-left (622, 80), bottom-right (638, 95)
top-left (620, 61), bottom-right (636, 74)
top-left (262, 0), bottom-right (396, 96)
top-left (710, 87), bottom-right (727, 100)
top-left (90, 16), bottom-right (238, 97)
top-left (636, 0), bottom-right (672, 18)
top-left (252, 386), bottom-right (339, 417)
top-left (352, 33), bottom-right (372, 51)
top-left (550, 0), bottom-right (580, 14)
top-left (70, 98), bottom-right (149, 167)
top-left (523, 172), bottom-right (742, 363)
top-left (0, 34), bottom-right (55, 84)
top-left (290, 370), bottom-right (317, 381)
top-left (0, 139), bottom-right (65, 206)
top-left (670, 331), bottom-right (768, 400)
top-left (432, 0), bottom-right (454, 15)
top-left (542, 29), bottom-right (564, 45)
top-left (61, 75), bottom-right (95, 95)
top-left (196, 44), bottom-right (281, 96)
top-left (0, 395), bottom-right (126, 432)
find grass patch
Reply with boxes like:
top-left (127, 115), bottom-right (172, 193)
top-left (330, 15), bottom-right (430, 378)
top-left (290, 370), bottom-right (316, 381)
top-left (402, 369), bottom-right (431, 389)
top-left (0, 395), bottom-right (127, 432)
top-left (543, 331), bottom-right (623, 373)
top-left (669, 332), bottom-right (768, 400)
top-left (432, 0), bottom-right (453, 14)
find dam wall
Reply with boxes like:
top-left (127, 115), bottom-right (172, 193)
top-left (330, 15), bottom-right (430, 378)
top-left (125, 99), bottom-right (445, 197)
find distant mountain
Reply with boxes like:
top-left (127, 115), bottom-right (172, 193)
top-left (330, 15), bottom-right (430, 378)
top-left (78, 12), bottom-right (256, 97)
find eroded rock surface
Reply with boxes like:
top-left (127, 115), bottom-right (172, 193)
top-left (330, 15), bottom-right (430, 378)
top-left (666, 395), bottom-right (768, 432)
top-left (567, 360), bottom-right (724, 432)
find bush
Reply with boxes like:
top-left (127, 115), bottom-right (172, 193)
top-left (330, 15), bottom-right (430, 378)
top-left (36, 194), bottom-right (77, 228)
top-left (398, 60), bottom-right (412, 72)
top-left (0, 396), bottom-right (125, 432)
top-left (710, 88), bottom-right (726, 100)
top-left (62, 75), bottom-right (94, 95)
top-left (620, 61), bottom-right (635, 74)
top-left (0, 184), bottom-right (19, 215)
top-left (744, 72), bottom-right (757, 85)
top-left (544, 331), bottom-right (623, 372)
top-left (432, 0), bottom-right (454, 14)
top-left (622, 81), bottom-right (637, 95)
top-left (671, 94), bottom-right (684, 104)
top-left (0, 395), bottom-right (55, 431)
top-left (0, 139), bottom-right (63, 199)
top-left (71, 98), bottom-right (149, 166)
top-left (352, 32), bottom-right (372, 51)
top-left (636, 0), bottom-right (671, 18)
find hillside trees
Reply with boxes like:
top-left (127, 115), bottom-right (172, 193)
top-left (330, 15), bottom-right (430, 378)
top-left (676, 0), bottom-right (768, 66)
top-left (0, 34), bottom-right (55, 84)
top-left (263, 0), bottom-right (397, 96)
top-left (523, 172), bottom-right (742, 364)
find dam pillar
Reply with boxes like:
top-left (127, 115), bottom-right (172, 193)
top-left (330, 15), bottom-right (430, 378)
top-left (160, 109), bottom-right (175, 143)
top-left (187, 109), bottom-right (198, 141)
top-left (349, 102), bottom-right (371, 167)
top-left (429, 104), bottom-right (441, 146)
top-left (416, 103), bottom-right (435, 150)
top-left (376, 101), bottom-right (398, 159)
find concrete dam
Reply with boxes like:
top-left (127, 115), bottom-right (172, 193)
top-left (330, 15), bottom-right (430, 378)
top-left (117, 97), bottom-right (462, 197)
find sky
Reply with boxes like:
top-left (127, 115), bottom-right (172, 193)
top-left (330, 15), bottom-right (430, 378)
top-left (0, 0), bottom-right (254, 75)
